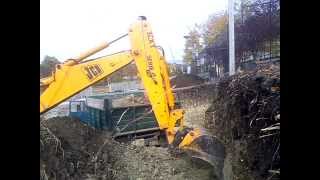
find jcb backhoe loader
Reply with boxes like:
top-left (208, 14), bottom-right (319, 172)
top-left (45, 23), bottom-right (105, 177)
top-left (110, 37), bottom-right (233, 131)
top-left (40, 16), bottom-right (225, 179)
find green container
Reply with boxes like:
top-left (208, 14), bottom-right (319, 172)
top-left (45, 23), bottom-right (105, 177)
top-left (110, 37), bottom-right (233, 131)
top-left (111, 105), bottom-right (158, 133)
top-left (85, 91), bottom-right (181, 135)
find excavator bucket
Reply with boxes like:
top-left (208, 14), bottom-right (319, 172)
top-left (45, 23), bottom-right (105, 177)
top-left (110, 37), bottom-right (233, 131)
top-left (183, 135), bottom-right (226, 179)
top-left (171, 127), bottom-right (226, 180)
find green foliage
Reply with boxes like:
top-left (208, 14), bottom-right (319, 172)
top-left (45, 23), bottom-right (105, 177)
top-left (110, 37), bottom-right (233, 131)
top-left (40, 55), bottom-right (60, 78)
top-left (182, 0), bottom-right (280, 75)
top-left (202, 12), bottom-right (228, 47)
top-left (182, 12), bottom-right (227, 65)
top-left (183, 26), bottom-right (203, 65)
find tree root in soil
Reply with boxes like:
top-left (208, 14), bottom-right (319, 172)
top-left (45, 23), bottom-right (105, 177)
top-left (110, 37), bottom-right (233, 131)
top-left (205, 64), bottom-right (280, 180)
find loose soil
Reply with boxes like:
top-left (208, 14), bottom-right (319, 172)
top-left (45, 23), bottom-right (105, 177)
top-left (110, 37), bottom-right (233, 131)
top-left (170, 74), bottom-right (205, 88)
top-left (40, 117), bottom-right (217, 180)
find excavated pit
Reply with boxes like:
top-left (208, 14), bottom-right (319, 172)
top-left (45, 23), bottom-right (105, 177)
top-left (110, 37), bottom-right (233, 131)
top-left (40, 67), bottom-right (280, 180)
top-left (40, 116), bottom-right (218, 180)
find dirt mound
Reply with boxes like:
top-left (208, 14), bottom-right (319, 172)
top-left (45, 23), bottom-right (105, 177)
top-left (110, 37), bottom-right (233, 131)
top-left (170, 74), bottom-right (205, 88)
top-left (40, 117), bottom-right (118, 180)
top-left (205, 65), bottom-right (280, 180)
top-left (111, 141), bottom-right (215, 180)
top-left (40, 117), bottom-right (217, 180)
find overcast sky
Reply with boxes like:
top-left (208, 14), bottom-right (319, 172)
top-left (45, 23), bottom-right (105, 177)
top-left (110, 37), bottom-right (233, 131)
top-left (40, 0), bottom-right (227, 64)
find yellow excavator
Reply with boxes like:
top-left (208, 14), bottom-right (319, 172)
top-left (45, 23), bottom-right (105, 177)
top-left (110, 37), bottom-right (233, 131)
top-left (40, 16), bottom-right (225, 179)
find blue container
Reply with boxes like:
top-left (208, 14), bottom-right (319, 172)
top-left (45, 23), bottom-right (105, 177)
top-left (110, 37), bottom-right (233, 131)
top-left (69, 91), bottom-right (181, 135)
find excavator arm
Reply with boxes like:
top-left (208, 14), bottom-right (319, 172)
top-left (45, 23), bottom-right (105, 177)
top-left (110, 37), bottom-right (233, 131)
top-left (40, 17), bottom-right (182, 141)
top-left (40, 51), bottom-right (133, 113)
top-left (127, 17), bottom-right (184, 143)
top-left (40, 17), bottom-right (225, 177)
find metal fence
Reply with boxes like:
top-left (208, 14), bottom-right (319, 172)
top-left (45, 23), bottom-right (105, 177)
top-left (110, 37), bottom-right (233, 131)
top-left (237, 0), bottom-right (280, 71)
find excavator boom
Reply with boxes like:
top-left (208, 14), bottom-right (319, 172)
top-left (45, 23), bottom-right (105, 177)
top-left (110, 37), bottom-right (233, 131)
top-left (40, 51), bottom-right (134, 113)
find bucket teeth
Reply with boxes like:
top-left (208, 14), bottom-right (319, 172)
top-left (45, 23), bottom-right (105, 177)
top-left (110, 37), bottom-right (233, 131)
top-left (171, 128), bottom-right (226, 180)
top-left (171, 126), bottom-right (194, 147)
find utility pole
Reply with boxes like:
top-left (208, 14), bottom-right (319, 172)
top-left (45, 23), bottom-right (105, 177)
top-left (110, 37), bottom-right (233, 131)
top-left (229, 0), bottom-right (235, 75)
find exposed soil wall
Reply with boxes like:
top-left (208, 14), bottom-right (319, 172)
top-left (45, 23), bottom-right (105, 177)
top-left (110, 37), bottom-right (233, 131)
top-left (205, 65), bottom-right (280, 180)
